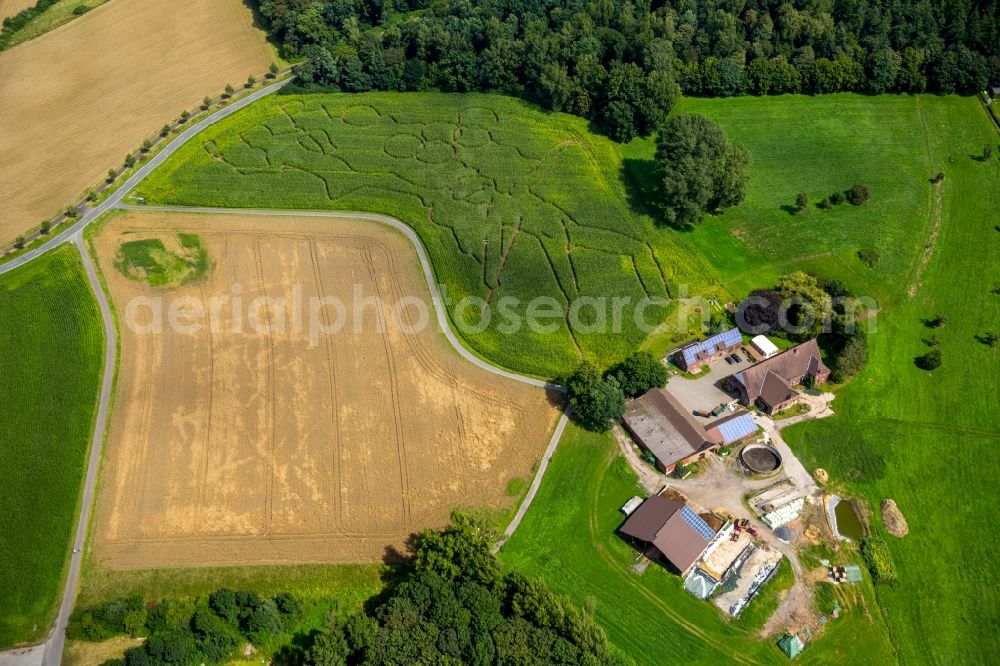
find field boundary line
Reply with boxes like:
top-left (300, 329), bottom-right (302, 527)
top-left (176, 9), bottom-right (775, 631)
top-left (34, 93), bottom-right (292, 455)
top-left (493, 409), bottom-right (570, 554)
top-left (34, 235), bottom-right (119, 666)
top-left (114, 204), bottom-right (562, 392)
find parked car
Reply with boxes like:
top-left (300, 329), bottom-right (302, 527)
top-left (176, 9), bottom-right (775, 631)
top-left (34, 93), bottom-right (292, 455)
top-left (729, 354), bottom-right (741, 364)
top-left (724, 356), bottom-right (735, 365)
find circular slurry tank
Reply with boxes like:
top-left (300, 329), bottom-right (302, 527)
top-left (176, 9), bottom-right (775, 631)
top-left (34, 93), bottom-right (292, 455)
top-left (741, 443), bottom-right (783, 474)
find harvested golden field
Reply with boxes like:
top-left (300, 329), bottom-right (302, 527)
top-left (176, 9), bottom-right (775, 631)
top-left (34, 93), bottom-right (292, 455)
top-left (0, 0), bottom-right (34, 20)
top-left (91, 211), bottom-right (558, 569)
top-left (0, 0), bottom-right (273, 244)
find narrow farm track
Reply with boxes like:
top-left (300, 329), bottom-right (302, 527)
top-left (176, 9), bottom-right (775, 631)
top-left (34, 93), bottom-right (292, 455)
top-left (37, 236), bottom-right (117, 666)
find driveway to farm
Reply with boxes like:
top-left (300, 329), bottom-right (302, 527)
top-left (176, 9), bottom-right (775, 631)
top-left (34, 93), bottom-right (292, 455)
top-left (0, 77), bottom-right (567, 662)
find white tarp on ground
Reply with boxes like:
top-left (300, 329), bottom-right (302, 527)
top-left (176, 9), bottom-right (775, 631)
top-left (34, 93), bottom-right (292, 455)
top-left (762, 497), bottom-right (805, 528)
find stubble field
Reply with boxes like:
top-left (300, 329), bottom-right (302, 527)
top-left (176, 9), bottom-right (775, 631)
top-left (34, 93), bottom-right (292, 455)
top-left (90, 210), bottom-right (557, 569)
top-left (0, 0), bottom-right (33, 20)
top-left (0, 0), bottom-right (274, 243)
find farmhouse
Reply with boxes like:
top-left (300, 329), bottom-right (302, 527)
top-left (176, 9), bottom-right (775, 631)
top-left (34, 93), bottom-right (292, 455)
top-left (624, 389), bottom-right (757, 473)
top-left (672, 327), bottom-right (743, 372)
top-left (728, 339), bottom-right (829, 414)
top-left (619, 495), bottom-right (716, 575)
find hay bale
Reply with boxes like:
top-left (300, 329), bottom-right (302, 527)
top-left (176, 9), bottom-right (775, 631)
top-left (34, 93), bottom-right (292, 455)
top-left (880, 499), bottom-right (908, 537)
top-left (814, 468), bottom-right (829, 484)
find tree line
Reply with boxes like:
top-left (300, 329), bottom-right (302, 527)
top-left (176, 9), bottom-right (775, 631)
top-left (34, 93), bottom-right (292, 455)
top-left (259, 0), bottom-right (1000, 141)
top-left (68, 514), bottom-right (624, 665)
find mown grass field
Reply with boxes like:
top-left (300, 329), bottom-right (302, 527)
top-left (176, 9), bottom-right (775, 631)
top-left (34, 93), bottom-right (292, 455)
top-left (783, 97), bottom-right (1000, 664)
top-left (138, 92), bottom-right (714, 377)
top-left (0, 246), bottom-right (104, 648)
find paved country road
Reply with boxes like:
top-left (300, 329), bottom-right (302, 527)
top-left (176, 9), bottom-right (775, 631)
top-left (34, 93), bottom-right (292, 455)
top-left (1, 79), bottom-right (568, 663)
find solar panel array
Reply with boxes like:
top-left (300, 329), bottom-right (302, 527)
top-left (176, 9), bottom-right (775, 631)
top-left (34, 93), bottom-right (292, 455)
top-left (716, 413), bottom-right (757, 444)
top-left (681, 327), bottom-right (742, 365)
top-left (680, 505), bottom-right (715, 541)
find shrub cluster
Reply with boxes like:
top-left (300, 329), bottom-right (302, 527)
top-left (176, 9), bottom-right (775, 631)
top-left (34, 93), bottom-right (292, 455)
top-left (68, 589), bottom-right (302, 665)
top-left (69, 515), bottom-right (619, 666)
top-left (309, 514), bottom-right (624, 665)
top-left (565, 352), bottom-right (667, 431)
top-left (860, 537), bottom-right (900, 585)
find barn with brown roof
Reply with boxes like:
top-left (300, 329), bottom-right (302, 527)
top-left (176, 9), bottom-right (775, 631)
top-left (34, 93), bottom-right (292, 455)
top-left (727, 339), bottom-right (830, 414)
top-left (619, 495), bottom-right (716, 574)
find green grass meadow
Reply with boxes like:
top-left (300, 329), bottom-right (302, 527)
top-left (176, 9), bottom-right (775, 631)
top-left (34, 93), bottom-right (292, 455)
top-left (783, 97), bottom-right (1000, 664)
top-left (0, 246), bottom-right (104, 647)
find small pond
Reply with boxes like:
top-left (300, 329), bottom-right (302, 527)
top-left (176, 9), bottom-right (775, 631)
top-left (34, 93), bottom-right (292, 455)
top-left (834, 499), bottom-right (865, 540)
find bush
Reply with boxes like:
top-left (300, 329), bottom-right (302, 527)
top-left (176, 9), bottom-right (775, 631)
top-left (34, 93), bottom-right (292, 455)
top-left (160, 124), bottom-right (171, 137)
top-left (72, 5), bottom-right (89, 16)
top-left (39, 220), bottom-right (51, 234)
top-left (571, 376), bottom-right (626, 432)
top-left (831, 335), bottom-right (868, 382)
top-left (845, 183), bottom-right (870, 205)
top-left (818, 196), bottom-right (832, 209)
top-left (916, 346), bottom-right (942, 370)
top-left (830, 191), bottom-right (845, 205)
top-left (609, 351), bottom-right (667, 398)
top-left (795, 192), bottom-right (808, 212)
top-left (201, 96), bottom-right (211, 110)
top-left (858, 248), bottom-right (881, 268)
top-left (860, 538), bottom-right (899, 585)
top-left (224, 83), bottom-right (234, 97)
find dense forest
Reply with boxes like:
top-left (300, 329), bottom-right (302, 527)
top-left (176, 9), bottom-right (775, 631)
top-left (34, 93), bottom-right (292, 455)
top-left (70, 515), bottom-right (623, 665)
top-left (258, 0), bottom-right (1000, 140)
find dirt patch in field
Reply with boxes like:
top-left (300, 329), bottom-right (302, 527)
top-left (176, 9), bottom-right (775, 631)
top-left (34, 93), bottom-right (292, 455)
top-left (0, 0), bottom-right (274, 244)
top-left (908, 180), bottom-right (944, 297)
top-left (90, 211), bottom-right (558, 569)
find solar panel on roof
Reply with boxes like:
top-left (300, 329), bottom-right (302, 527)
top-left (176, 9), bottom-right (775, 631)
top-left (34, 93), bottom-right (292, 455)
top-left (681, 328), bottom-right (742, 364)
top-left (680, 506), bottom-right (715, 541)
top-left (717, 413), bottom-right (757, 444)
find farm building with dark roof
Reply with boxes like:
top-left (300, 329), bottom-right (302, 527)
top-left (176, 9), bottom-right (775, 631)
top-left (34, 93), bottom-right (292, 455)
top-left (619, 495), bottom-right (716, 575)
top-left (728, 339), bottom-right (829, 414)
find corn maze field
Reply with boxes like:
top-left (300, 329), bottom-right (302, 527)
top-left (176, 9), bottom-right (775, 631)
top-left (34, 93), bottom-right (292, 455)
top-left (141, 93), bottom-right (710, 376)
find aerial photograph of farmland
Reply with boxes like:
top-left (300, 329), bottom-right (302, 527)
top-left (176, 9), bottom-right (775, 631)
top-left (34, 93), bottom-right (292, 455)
top-left (0, 1), bottom-right (997, 665)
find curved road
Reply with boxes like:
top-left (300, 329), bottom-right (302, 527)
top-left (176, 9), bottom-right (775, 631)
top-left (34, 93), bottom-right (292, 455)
top-left (117, 204), bottom-right (561, 391)
top-left (1, 80), bottom-right (568, 663)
